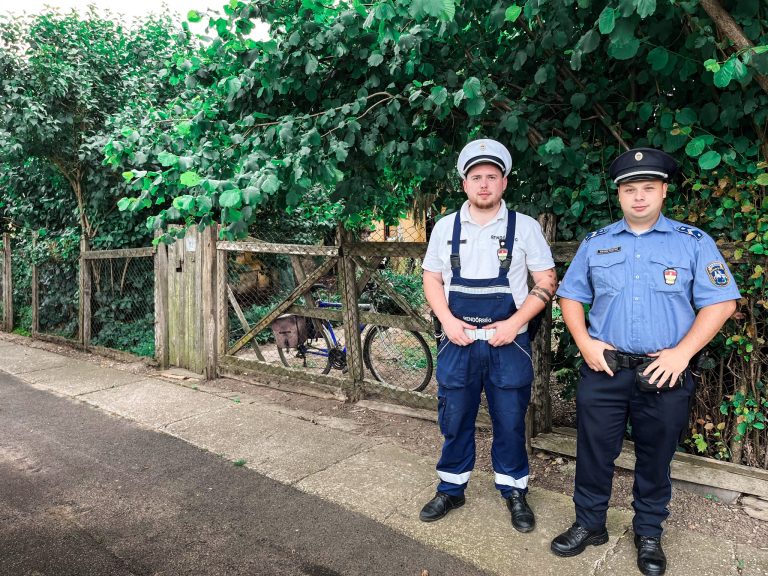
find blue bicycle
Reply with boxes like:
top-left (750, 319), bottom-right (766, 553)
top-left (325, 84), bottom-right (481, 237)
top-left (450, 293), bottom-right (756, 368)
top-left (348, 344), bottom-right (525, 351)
top-left (275, 293), bottom-right (433, 392)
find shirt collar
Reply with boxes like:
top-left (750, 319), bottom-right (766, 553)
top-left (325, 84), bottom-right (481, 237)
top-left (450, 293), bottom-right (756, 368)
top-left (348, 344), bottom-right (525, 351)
top-left (613, 213), bottom-right (674, 235)
top-left (460, 200), bottom-right (506, 224)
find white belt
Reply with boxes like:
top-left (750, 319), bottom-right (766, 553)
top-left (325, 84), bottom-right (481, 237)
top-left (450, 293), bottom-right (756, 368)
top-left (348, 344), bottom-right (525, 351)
top-left (464, 328), bottom-right (496, 340)
top-left (463, 325), bottom-right (529, 340)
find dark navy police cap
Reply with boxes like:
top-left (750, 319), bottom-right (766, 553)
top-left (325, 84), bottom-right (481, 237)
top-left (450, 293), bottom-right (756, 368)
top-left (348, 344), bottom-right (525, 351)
top-left (609, 148), bottom-right (678, 184)
top-left (456, 139), bottom-right (512, 179)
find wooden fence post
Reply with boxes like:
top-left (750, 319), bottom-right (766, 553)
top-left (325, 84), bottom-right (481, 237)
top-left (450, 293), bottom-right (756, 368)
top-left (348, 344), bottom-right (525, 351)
top-left (79, 236), bottom-right (91, 348)
top-left (337, 225), bottom-right (364, 401)
top-left (216, 229), bottom-right (229, 366)
top-left (3, 233), bottom-right (12, 332)
top-left (154, 231), bottom-right (169, 369)
top-left (31, 232), bottom-right (39, 336)
top-left (202, 225), bottom-right (218, 379)
top-left (527, 213), bottom-right (556, 445)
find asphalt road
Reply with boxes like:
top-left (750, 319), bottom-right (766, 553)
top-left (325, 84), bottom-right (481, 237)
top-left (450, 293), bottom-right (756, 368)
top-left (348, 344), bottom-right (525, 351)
top-left (0, 371), bottom-right (488, 576)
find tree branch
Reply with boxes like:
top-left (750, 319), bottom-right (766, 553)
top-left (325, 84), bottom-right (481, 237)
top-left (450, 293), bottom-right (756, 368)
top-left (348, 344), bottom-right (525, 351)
top-left (699, 0), bottom-right (768, 96)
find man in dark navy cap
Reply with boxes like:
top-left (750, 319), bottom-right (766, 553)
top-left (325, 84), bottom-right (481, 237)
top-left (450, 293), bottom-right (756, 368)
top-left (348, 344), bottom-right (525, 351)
top-left (550, 148), bottom-right (740, 575)
top-left (420, 139), bottom-right (557, 531)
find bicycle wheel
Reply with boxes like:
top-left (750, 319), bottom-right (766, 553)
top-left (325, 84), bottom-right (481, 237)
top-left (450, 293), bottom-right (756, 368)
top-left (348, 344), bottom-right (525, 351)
top-left (277, 319), bottom-right (333, 374)
top-left (363, 326), bottom-right (433, 392)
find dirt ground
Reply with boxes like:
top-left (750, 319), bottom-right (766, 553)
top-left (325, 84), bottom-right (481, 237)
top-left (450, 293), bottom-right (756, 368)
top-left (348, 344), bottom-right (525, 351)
top-left (6, 334), bottom-right (767, 548)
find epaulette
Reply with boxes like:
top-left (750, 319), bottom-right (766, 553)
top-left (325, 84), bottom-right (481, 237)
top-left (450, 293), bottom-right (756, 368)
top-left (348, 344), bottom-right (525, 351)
top-left (584, 228), bottom-right (608, 242)
top-left (676, 225), bottom-right (703, 240)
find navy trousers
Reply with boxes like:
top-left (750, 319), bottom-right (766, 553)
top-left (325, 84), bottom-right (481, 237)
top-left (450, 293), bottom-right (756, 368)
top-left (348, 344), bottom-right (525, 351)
top-left (574, 364), bottom-right (694, 537)
top-left (435, 335), bottom-right (533, 499)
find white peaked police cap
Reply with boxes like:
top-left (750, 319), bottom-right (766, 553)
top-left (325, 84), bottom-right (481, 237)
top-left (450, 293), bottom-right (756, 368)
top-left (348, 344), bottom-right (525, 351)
top-left (456, 139), bottom-right (512, 179)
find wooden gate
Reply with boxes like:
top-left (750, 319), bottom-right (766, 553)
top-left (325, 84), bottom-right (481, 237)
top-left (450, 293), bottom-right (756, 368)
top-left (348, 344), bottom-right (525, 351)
top-left (159, 226), bottom-right (218, 377)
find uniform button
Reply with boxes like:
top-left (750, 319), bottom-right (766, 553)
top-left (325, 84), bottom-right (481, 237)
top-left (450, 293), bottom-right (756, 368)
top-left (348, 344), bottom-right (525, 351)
top-left (635, 254), bottom-right (640, 259)
top-left (634, 297), bottom-right (639, 301)
top-left (635, 275), bottom-right (640, 279)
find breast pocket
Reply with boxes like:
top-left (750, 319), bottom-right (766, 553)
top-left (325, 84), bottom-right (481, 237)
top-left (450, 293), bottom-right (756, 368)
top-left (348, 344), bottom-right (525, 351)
top-left (589, 252), bottom-right (626, 294)
top-left (649, 255), bottom-right (690, 294)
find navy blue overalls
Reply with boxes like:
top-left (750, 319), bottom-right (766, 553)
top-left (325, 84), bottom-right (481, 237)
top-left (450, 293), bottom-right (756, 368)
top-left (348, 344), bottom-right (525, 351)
top-left (435, 209), bottom-right (534, 499)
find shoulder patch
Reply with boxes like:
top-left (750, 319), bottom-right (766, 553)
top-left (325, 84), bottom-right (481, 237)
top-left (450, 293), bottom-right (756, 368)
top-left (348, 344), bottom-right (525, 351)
top-left (676, 225), bottom-right (703, 240)
top-left (584, 228), bottom-right (608, 242)
top-left (706, 261), bottom-right (731, 287)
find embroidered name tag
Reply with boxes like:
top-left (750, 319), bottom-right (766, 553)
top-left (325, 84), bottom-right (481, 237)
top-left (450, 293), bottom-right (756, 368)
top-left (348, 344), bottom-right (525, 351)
top-left (597, 246), bottom-right (622, 255)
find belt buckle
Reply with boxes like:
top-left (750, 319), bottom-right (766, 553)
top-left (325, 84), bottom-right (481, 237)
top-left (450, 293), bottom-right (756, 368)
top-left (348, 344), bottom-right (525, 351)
top-left (475, 328), bottom-right (486, 340)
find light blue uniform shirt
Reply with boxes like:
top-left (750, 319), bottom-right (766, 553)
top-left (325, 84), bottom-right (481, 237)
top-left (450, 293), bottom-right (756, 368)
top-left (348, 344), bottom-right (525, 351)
top-left (557, 214), bottom-right (740, 355)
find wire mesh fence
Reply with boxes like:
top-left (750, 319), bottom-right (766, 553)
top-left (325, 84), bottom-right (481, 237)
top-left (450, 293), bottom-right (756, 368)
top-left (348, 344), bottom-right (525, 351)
top-left (36, 257), bottom-right (79, 341)
top-left (86, 254), bottom-right (155, 357)
top-left (220, 216), bottom-right (438, 404)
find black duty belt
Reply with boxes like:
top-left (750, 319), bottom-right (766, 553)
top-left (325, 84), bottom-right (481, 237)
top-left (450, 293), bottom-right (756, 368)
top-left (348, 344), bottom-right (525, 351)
top-left (604, 349), bottom-right (651, 371)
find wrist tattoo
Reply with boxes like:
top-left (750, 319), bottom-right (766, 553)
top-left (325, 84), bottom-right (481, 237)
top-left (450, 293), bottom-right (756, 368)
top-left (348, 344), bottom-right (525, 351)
top-left (529, 285), bottom-right (553, 304)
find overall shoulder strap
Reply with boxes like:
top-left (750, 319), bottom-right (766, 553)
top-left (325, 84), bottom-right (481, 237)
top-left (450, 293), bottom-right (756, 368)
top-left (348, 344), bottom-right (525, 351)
top-left (499, 210), bottom-right (517, 272)
top-left (450, 212), bottom-right (462, 274)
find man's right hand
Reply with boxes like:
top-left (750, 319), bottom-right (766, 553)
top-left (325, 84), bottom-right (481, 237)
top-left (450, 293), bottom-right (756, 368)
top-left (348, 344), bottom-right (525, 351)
top-left (579, 338), bottom-right (616, 376)
top-left (441, 315), bottom-right (476, 346)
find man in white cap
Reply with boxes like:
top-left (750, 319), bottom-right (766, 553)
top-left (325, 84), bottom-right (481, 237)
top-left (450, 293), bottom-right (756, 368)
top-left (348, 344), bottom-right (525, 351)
top-left (419, 138), bottom-right (557, 531)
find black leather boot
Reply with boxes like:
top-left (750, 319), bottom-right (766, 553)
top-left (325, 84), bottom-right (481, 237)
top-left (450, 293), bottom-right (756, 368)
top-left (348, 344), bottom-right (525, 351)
top-left (419, 492), bottom-right (465, 522)
top-left (635, 534), bottom-right (666, 576)
top-left (550, 522), bottom-right (609, 557)
top-left (506, 490), bottom-right (535, 533)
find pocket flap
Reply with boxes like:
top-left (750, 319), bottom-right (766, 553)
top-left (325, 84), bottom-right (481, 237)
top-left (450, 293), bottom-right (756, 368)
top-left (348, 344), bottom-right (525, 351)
top-left (590, 252), bottom-right (626, 268)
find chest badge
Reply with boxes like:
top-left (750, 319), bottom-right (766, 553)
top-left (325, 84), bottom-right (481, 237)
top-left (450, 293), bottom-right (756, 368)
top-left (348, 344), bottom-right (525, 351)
top-left (497, 247), bottom-right (509, 261)
top-left (663, 268), bottom-right (677, 285)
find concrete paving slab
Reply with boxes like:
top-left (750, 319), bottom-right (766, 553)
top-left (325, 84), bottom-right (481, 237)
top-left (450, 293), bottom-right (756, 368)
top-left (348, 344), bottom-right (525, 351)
top-left (0, 343), bottom-right (72, 375)
top-left (21, 362), bottom-right (145, 396)
top-left (296, 443), bottom-right (436, 522)
top-left (81, 379), bottom-right (236, 428)
top-left (385, 473), bottom-right (633, 576)
top-left (165, 402), bottom-right (376, 484)
top-left (598, 526), bottom-right (739, 576)
top-left (735, 543), bottom-right (768, 576)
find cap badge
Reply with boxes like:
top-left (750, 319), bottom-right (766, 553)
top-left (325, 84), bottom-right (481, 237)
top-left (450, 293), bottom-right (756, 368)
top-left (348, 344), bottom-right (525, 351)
top-left (479, 144), bottom-right (487, 151)
top-left (635, 152), bottom-right (643, 161)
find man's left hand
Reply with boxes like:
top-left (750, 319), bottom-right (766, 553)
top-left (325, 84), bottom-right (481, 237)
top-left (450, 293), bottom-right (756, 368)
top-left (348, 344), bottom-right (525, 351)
top-left (644, 348), bottom-right (692, 388)
top-left (484, 318), bottom-right (522, 347)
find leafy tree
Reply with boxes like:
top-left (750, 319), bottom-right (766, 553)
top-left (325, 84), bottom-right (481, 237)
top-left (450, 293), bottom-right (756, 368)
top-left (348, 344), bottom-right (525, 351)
top-left (0, 7), bottom-right (192, 243)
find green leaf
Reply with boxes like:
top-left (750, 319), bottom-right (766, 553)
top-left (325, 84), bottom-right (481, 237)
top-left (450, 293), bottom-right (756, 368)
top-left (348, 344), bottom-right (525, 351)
top-left (430, 86), bottom-right (448, 106)
top-left (465, 97), bottom-right (486, 116)
top-left (219, 188), bottom-right (242, 208)
top-left (578, 30), bottom-right (600, 55)
top-left (534, 66), bottom-right (549, 84)
top-left (703, 59), bottom-right (720, 73)
top-left (698, 151), bottom-right (722, 170)
top-left (505, 5), bottom-right (522, 22)
top-left (608, 37), bottom-right (640, 60)
top-left (675, 108), bottom-right (697, 125)
top-left (172, 195), bottom-right (195, 212)
top-left (598, 7), bottom-right (615, 34)
top-left (638, 102), bottom-right (654, 122)
top-left (571, 93), bottom-right (587, 109)
top-left (305, 54), bottom-right (319, 75)
top-left (634, 0), bottom-right (656, 18)
top-left (122, 171), bottom-right (134, 181)
top-left (368, 52), bottom-right (384, 66)
top-left (187, 10), bottom-right (202, 22)
top-left (117, 197), bottom-right (133, 211)
top-left (157, 151), bottom-right (178, 167)
top-left (261, 174), bottom-right (280, 195)
top-left (755, 173), bottom-right (768, 186)
top-left (685, 137), bottom-right (707, 158)
top-left (462, 77), bottom-right (482, 99)
top-left (179, 171), bottom-right (202, 187)
top-left (647, 46), bottom-right (669, 71)
top-left (543, 137), bottom-right (564, 155)
top-left (713, 58), bottom-right (736, 88)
